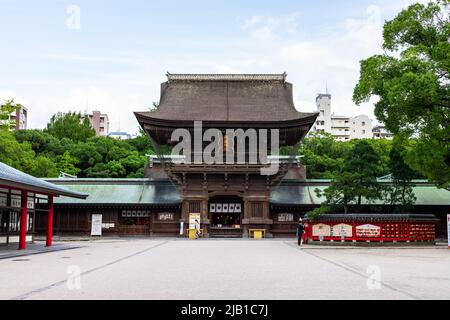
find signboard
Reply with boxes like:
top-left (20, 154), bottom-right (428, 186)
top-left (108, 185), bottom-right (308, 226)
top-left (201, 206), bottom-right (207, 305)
top-left (189, 213), bottom-right (201, 230)
top-left (447, 215), bottom-right (450, 248)
top-left (91, 214), bottom-right (102, 236)
top-left (222, 203), bottom-right (229, 213)
top-left (210, 203), bottom-right (216, 213)
top-left (312, 224), bottom-right (331, 237)
top-left (234, 203), bottom-right (242, 213)
top-left (356, 224), bottom-right (380, 238)
top-left (332, 224), bottom-right (353, 238)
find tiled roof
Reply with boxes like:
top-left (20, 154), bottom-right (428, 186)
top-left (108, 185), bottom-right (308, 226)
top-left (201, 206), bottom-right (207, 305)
top-left (135, 73), bottom-right (318, 122)
top-left (45, 179), bottom-right (181, 205)
top-left (270, 181), bottom-right (450, 206)
top-left (166, 73), bottom-right (287, 82)
top-left (0, 162), bottom-right (88, 199)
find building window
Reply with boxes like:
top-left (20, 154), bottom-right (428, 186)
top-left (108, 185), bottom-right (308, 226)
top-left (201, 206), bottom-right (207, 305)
top-left (362, 130), bottom-right (366, 134)
top-left (189, 201), bottom-right (201, 213)
top-left (250, 202), bottom-right (263, 218)
top-left (362, 122), bottom-right (366, 126)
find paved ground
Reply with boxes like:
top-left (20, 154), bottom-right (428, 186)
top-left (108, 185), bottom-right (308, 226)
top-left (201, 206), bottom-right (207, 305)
top-left (0, 243), bottom-right (84, 260)
top-left (0, 239), bottom-right (449, 300)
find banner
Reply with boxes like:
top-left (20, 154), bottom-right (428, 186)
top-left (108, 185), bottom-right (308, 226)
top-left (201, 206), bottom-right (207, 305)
top-left (91, 214), bottom-right (102, 236)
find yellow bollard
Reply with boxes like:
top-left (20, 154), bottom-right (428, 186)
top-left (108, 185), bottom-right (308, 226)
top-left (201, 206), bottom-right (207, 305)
top-left (254, 230), bottom-right (263, 240)
top-left (188, 229), bottom-right (197, 240)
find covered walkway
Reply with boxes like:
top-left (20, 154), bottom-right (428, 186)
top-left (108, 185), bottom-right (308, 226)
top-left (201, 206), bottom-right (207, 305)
top-left (0, 162), bottom-right (87, 249)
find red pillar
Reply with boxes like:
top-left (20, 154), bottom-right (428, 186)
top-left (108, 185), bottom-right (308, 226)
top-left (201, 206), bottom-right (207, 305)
top-left (46, 195), bottom-right (54, 247)
top-left (18, 192), bottom-right (28, 250)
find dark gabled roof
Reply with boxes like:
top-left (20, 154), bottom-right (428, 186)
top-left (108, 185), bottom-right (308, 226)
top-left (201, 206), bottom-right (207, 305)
top-left (0, 162), bottom-right (88, 199)
top-left (135, 73), bottom-right (318, 123)
top-left (45, 178), bottom-right (181, 205)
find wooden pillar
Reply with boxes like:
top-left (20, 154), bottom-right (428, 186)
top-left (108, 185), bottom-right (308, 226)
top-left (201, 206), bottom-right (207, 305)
top-left (46, 195), bottom-right (54, 247)
top-left (18, 192), bottom-right (28, 250)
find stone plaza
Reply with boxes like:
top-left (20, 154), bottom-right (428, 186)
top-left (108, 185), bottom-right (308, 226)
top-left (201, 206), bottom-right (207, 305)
top-left (1, 239), bottom-right (449, 300)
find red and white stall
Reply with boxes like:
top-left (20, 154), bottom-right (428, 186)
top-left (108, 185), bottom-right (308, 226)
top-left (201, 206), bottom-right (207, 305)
top-left (305, 214), bottom-right (439, 243)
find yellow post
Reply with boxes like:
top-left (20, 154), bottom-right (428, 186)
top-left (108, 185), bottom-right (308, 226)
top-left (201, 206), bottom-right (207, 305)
top-left (254, 230), bottom-right (263, 240)
top-left (188, 229), bottom-right (196, 240)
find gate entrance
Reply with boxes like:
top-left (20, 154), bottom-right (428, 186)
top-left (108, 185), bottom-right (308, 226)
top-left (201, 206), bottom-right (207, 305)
top-left (209, 196), bottom-right (243, 238)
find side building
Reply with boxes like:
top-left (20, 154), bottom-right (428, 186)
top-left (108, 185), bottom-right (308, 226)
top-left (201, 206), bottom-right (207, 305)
top-left (312, 93), bottom-right (374, 141)
top-left (81, 110), bottom-right (109, 136)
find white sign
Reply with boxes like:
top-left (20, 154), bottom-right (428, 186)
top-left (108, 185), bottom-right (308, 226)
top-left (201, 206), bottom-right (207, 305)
top-left (332, 224), bottom-right (353, 238)
top-left (189, 213), bottom-right (201, 230)
top-left (356, 224), bottom-right (381, 238)
top-left (313, 224), bottom-right (331, 237)
top-left (91, 214), bottom-right (102, 236)
top-left (447, 214), bottom-right (450, 248)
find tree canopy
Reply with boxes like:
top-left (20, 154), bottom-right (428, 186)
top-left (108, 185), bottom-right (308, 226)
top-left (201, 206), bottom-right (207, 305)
top-left (353, 0), bottom-right (450, 189)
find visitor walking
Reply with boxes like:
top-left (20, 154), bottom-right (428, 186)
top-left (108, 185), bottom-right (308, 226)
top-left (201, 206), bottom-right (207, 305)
top-left (297, 218), bottom-right (305, 247)
top-left (194, 219), bottom-right (201, 239)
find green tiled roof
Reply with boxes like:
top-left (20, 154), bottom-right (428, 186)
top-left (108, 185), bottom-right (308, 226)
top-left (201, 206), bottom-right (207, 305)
top-left (270, 181), bottom-right (450, 206)
top-left (45, 178), bottom-right (450, 207)
top-left (46, 179), bottom-right (181, 205)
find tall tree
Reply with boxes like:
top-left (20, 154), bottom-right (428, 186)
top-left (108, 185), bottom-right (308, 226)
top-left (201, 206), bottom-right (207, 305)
top-left (383, 141), bottom-right (417, 213)
top-left (343, 140), bottom-right (382, 207)
top-left (353, 0), bottom-right (450, 189)
top-left (45, 112), bottom-right (95, 143)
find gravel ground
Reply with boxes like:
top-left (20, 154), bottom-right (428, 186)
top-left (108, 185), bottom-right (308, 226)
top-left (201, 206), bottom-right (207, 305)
top-left (0, 239), bottom-right (449, 300)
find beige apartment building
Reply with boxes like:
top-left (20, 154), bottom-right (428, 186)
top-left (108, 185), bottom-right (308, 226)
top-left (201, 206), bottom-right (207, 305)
top-left (80, 110), bottom-right (109, 136)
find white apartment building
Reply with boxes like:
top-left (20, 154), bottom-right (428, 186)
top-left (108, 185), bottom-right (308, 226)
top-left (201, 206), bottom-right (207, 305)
top-left (372, 125), bottom-right (393, 140)
top-left (312, 94), bottom-right (374, 141)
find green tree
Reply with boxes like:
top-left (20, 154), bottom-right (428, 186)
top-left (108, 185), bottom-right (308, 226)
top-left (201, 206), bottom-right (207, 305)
top-left (383, 141), bottom-right (417, 213)
top-left (30, 156), bottom-right (59, 178)
top-left (299, 133), bottom-right (352, 179)
top-left (315, 172), bottom-right (360, 214)
top-left (353, 0), bottom-right (450, 189)
top-left (0, 130), bottom-right (36, 172)
top-left (0, 99), bottom-right (22, 130)
top-left (45, 112), bottom-right (96, 143)
top-left (343, 140), bottom-right (383, 207)
top-left (56, 151), bottom-right (81, 176)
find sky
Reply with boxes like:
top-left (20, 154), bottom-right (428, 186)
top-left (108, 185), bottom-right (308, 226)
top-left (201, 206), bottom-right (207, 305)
top-left (0, 0), bottom-right (428, 134)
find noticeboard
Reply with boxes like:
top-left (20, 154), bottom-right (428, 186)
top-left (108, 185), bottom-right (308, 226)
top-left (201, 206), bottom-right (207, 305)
top-left (91, 214), bottom-right (102, 236)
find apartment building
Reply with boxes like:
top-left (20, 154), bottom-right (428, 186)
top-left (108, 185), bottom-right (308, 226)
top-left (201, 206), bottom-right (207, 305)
top-left (312, 94), bottom-right (373, 141)
top-left (372, 125), bottom-right (393, 140)
top-left (80, 110), bottom-right (109, 136)
top-left (7, 106), bottom-right (28, 130)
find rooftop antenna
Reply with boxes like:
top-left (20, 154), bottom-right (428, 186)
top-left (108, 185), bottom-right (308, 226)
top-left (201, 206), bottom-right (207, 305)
top-left (325, 82), bottom-right (329, 95)
top-left (84, 97), bottom-right (89, 115)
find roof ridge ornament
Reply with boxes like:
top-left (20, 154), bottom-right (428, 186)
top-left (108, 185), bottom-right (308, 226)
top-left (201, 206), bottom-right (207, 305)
top-left (166, 72), bottom-right (287, 82)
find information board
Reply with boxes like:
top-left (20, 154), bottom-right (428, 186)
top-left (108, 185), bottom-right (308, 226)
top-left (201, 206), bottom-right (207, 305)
top-left (91, 214), bottom-right (102, 236)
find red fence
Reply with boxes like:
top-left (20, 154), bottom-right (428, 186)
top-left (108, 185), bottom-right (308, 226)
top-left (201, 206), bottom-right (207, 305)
top-left (305, 214), bottom-right (438, 243)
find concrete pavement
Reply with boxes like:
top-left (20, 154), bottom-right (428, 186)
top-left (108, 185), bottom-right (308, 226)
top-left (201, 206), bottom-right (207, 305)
top-left (0, 239), bottom-right (449, 300)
